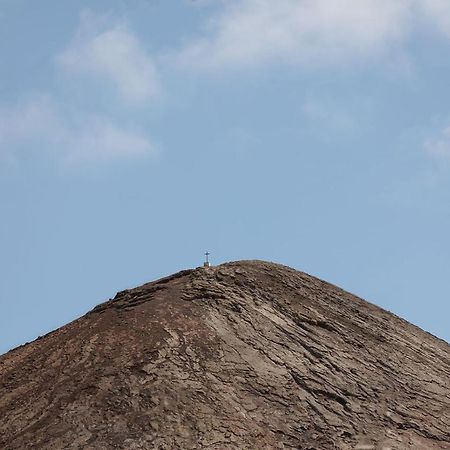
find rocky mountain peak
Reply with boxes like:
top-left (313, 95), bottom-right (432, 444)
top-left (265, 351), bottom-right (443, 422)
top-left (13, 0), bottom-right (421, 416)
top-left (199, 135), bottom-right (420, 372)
top-left (1, 260), bottom-right (449, 449)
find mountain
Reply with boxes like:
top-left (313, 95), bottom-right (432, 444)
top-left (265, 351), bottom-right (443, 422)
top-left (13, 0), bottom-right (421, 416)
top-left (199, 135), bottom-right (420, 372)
top-left (0, 260), bottom-right (449, 450)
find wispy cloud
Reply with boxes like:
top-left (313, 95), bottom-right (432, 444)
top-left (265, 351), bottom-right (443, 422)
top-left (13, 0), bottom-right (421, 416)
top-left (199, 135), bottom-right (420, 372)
top-left (178, 0), bottom-right (450, 72)
top-left (302, 97), bottom-right (356, 135)
top-left (424, 125), bottom-right (450, 162)
top-left (66, 118), bottom-right (157, 164)
top-left (57, 11), bottom-right (160, 106)
top-left (0, 96), bottom-right (157, 164)
top-left (420, 0), bottom-right (450, 38)
top-left (0, 95), bottom-right (64, 147)
top-left (0, 11), bottom-right (161, 166)
top-left (178, 0), bottom-right (413, 71)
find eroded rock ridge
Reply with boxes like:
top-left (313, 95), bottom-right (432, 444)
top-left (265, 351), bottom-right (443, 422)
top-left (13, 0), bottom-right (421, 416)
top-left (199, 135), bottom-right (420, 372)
top-left (0, 260), bottom-right (449, 449)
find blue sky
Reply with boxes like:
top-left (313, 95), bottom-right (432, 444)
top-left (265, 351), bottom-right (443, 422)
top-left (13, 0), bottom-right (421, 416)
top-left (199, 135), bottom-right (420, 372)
top-left (1, 0), bottom-right (450, 354)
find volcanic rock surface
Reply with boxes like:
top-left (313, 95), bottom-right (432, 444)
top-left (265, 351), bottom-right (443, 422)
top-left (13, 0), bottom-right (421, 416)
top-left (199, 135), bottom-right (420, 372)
top-left (1, 260), bottom-right (449, 450)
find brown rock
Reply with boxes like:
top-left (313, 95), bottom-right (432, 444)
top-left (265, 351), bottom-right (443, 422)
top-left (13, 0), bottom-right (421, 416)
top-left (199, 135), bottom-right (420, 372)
top-left (0, 260), bottom-right (449, 449)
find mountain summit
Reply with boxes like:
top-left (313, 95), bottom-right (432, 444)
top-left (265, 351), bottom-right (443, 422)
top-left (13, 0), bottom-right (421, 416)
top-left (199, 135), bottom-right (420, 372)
top-left (1, 260), bottom-right (449, 449)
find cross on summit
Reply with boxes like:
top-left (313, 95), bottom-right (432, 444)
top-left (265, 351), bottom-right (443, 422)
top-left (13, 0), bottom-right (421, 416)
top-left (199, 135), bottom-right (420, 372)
top-left (204, 252), bottom-right (211, 268)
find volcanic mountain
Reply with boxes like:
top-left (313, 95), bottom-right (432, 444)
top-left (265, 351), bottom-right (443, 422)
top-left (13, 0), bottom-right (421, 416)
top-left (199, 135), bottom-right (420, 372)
top-left (1, 261), bottom-right (449, 450)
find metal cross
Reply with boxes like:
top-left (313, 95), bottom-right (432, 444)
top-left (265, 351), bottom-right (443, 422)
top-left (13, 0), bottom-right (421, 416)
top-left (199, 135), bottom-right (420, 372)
top-left (204, 251), bottom-right (210, 264)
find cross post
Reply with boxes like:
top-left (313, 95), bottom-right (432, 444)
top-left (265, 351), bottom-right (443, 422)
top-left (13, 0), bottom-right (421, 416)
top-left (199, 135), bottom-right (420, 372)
top-left (204, 252), bottom-right (210, 267)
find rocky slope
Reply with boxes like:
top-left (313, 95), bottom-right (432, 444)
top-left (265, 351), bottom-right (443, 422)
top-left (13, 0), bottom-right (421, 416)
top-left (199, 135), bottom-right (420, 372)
top-left (0, 260), bottom-right (449, 450)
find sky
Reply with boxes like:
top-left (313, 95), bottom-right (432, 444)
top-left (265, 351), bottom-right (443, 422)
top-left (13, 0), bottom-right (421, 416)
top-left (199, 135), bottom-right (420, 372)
top-left (1, 0), bottom-right (450, 354)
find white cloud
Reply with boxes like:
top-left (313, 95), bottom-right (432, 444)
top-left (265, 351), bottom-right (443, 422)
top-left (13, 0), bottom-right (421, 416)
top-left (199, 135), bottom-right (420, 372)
top-left (424, 126), bottom-right (450, 161)
top-left (302, 97), bottom-right (356, 134)
top-left (0, 97), bottom-right (157, 164)
top-left (178, 0), bottom-right (415, 70)
top-left (420, 0), bottom-right (450, 38)
top-left (179, 0), bottom-right (450, 71)
top-left (0, 95), bottom-right (64, 148)
top-left (66, 118), bottom-right (157, 163)
top-left (0, 12), bottom-right (161, 166)
top-left (58, 12), bottom-right (160, 105)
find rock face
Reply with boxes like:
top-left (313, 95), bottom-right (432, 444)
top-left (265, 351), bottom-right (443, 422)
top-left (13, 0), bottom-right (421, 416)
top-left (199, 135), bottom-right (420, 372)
top-left (0, 261), bottom-right (449, 450)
